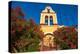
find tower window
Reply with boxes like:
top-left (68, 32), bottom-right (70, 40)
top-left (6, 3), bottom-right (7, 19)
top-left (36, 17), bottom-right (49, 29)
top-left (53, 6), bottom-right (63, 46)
top-left (45, 16), bottom-right (48, 25)
top-left (50, 16), bottom-right (53, 25)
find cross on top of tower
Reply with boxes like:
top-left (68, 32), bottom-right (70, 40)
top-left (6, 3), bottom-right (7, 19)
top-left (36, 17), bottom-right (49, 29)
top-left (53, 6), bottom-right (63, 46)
top-left (47, 8), bottom-right (50, 13)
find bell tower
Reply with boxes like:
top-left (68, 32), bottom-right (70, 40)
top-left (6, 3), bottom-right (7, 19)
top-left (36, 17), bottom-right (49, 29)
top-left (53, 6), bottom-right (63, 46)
top-left (40, 6), bottom-right (59, 47)
top-left (40, 6), bottom-right (58, 26)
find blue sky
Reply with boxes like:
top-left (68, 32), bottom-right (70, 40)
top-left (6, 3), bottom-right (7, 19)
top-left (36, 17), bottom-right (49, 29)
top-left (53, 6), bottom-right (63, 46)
top-left (10, 1), bottom-right (78, 26)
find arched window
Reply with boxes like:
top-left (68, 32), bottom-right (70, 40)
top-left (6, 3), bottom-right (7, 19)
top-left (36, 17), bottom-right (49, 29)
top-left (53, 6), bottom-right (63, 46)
top-left (45, 16), bottom-right (48, 25)
top-left (50, 16), bottom-right (53, 25)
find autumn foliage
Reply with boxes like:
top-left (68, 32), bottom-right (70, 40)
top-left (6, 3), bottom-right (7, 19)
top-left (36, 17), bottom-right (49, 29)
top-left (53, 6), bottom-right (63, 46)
top-left (53, 27), bottom-right (78, 49)
top-left (10, 7), bottom-right (44, 53)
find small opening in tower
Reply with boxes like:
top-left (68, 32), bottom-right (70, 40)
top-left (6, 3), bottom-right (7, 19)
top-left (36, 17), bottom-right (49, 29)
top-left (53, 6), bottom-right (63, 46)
top-left (50, 16), bottom-right (53, 25)
top-left (45, 15), bottom-right (48, 18)
top-left (45, 15), bottom-right (48, 25)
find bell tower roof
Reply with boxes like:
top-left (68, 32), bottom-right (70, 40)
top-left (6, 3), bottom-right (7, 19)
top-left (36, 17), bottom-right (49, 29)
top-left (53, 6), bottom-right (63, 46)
top-left (46, 6), bottom-right (52, 10)
top-left (42, 6), bottom-right (55, 13)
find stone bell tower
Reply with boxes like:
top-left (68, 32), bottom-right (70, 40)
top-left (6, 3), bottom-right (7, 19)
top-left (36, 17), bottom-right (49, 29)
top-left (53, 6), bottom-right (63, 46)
top-left (40, 6), bottom-right (59, 47)
top-left (40, 6), bottom-right (58, 34)
top-left (40, 6), bottom-right (58, 26)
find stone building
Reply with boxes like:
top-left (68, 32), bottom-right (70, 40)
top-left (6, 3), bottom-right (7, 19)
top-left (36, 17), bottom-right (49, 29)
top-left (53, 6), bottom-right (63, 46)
top-left (40, 6), bottom-right (59, 47)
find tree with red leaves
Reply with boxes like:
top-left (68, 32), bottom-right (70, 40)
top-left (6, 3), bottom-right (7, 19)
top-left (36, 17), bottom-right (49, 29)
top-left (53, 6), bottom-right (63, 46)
top-left (10, 7), bottom-right (44, 53)
top-left (53, 27), bottom-right (78, 49)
